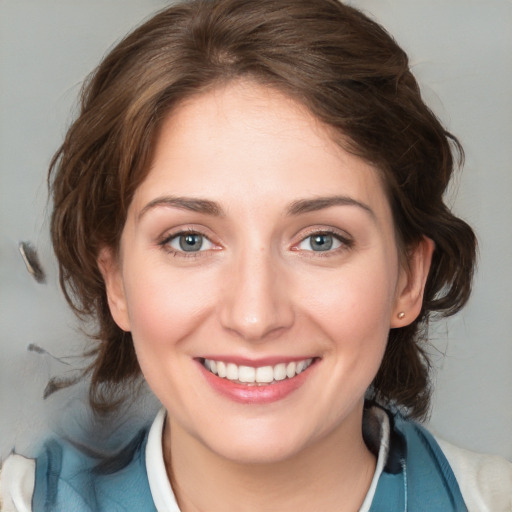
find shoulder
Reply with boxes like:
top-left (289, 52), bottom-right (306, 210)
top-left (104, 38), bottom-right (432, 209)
top-left (1, 426), bottom-right (155, 512)
top-left (384, 409), bottom-right (512, 511)
top-left (0, 453), bottom-right (36, 512)
top-left (435, 437), bottom-right (512, 512)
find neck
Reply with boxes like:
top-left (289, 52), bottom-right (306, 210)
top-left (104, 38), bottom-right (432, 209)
top-left (163, 405), bottom-right (376, 512)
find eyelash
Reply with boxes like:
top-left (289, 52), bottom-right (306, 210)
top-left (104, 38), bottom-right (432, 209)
top-left (158, 229), bottom-right (217, 258)
top-left (293, 229), bottom-right (354, 257)
top-left (158, 228), bottom-right (353, 258)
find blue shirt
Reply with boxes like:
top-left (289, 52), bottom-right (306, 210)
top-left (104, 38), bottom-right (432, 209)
top-left (29, 406), bottom-right (467, 511)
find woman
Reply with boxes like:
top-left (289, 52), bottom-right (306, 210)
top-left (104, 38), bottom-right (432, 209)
top-left (1, 0), bottom-right (510, 510)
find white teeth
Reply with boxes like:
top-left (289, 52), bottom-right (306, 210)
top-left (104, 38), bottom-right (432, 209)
top-left (274, 363), bottom-right (287, 381)
top-left (286, 362), bottom-right (296, 378)
top-left (226, 363), bottom-right (238, 380)
top-left (255, 366), bottom-right (274, 383)
top-left (203, 358), bottom-right (313, 384)
top-left (217, 361), bottom-right (227, 378)
top-left (238, 365), bottom-right (256, 383)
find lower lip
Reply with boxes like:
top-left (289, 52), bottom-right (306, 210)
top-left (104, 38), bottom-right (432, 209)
top-left (198, 361), bottom-right (316, 404)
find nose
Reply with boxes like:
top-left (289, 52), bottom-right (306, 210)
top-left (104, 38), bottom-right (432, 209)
top-left (218, 248), bottom-right (295, 342)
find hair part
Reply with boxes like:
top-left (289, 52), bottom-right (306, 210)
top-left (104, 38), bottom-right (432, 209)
top-left (49, 0), bottom-right (477, 419)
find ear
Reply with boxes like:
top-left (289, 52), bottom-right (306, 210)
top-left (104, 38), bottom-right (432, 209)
top-left (390, 237), bottom-right (435, 328)
top-left (97, 247), bottom-right (131, 332)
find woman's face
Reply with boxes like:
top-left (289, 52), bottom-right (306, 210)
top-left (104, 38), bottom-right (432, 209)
top-left (102, 81), bottom-right (428, 464)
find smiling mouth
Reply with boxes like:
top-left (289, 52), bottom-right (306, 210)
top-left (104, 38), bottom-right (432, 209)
top-left (201, 358), bottom-right (315, 386)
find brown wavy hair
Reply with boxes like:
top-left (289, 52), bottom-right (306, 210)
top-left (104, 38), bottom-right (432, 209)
top-left (48, 0), bottom-right (477, 419)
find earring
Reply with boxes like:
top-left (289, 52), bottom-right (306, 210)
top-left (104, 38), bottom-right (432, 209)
top-left (397, 311), bottom-right (405, 320)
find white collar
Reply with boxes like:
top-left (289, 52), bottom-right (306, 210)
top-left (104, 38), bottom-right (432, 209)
top-left (146, 408), bottom-right (181, 512)
top-left (145, 407), bottom-right (390, 512)
top-left (359, 406), bottom-right (390, 511)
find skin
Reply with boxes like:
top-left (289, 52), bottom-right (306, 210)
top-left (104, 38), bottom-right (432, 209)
top-left (100, 81), bottom-right (433, 511)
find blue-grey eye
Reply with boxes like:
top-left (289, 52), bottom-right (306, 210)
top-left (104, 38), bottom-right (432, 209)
top-left (168, 233), bottom-right (213, 252)
top-left (180, 233), bottom-right (203, 251)
top-left (299, 233), bottom-right (342, 252)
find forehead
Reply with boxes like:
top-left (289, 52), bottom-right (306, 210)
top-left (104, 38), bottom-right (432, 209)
top-left (130, 81), bottom-right (391, 221)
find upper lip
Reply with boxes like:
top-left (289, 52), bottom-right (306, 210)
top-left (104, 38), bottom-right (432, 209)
top-left (197, 355), bottom-right (318, 367)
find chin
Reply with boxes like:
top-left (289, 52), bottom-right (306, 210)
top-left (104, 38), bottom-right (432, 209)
top-left (188, 411), bottom-right (334, 466)
top-left (208, 433), bottom-right (310, 466)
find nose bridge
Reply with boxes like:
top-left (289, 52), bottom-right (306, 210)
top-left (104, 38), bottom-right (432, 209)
top-left (219, 242), bottom-right (294, 341)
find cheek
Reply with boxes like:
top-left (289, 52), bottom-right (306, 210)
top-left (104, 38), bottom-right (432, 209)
top-left (121, 265), bottom-right (219, 404)
top-left (286, 260), bottom-right (396, 429)
top-left (299, 259), bottom-right (396, 355)
top-left (122, 264), bottom-right (217, 353)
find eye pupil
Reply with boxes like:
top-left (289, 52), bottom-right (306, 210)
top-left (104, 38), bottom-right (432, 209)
top-left (311, 234), bottom-right (333, 251)
top-left (179, 234), bottom-right (203, 251)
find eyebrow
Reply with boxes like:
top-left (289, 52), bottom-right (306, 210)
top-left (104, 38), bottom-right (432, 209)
top-left (138, 194), bottom-right (375, 221)
top-left (138, 196), bottom-right (225, 221)
top-left (287, 196), bottom-right (375, 219)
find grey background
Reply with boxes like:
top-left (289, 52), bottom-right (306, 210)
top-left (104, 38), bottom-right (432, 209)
top-left (1, 0), bottom-right (511, 460)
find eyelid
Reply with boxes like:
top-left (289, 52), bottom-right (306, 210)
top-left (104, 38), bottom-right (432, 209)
top-left (158, 226), bottom-right (221, 256)
top-left (168, 233), bottom-right (214, 252)
top-left (297, 234), bottom-right (342, 251)
top-left (291, 227), bottom-right (354, 253)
